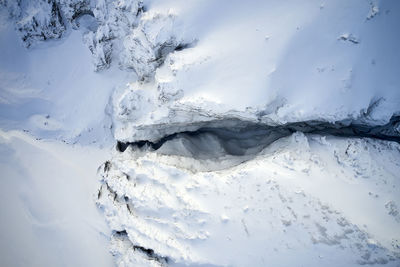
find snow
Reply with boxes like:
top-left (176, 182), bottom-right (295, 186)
top-left (98, 133), bottom-right (400, 266)
top-left (0, 130), bottom-right (113, 267)
top-left (0, 8), bottom-right (132, 145)
top-left (113, 0), bottom-right (400, 142)
top-left (0, 7), bottom-right (124, 266)
top-left (0, 0), bottom-right (399, 266)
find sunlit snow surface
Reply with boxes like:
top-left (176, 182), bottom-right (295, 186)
top-left (0, 0), bottom-right (399, 266)
top-left (100, 133), bottom-right (400, 266)
top-left (0, 130), bottom-right (114, 267)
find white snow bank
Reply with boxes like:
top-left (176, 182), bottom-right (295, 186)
top-left (113, 0), bottom-right (400, 142)
top-left (99, 133), bottom-right (400, 266)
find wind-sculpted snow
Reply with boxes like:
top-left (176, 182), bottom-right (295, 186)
top-left (1, 0), bottom-right (193, 75)
top-left (98, 133), bottom-right (400, 266)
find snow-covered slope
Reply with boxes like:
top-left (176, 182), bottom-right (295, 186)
top-left (3, 0), bottom-right (399, 143)
top-left (0, 5), bottom-right (133, 146)
top-left (111, 0), bottom-right (400, 142)
top-left (97, 1), bottom-right (400, 265)
top-left (0, 0), bottom-right (399, 266)
top-left (0, 130), bottom-right (113, 267)
top-left (99, 133), bottom-right (400, 266)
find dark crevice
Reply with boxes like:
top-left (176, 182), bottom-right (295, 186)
top-left (112, 230), bottom-right (169, 264)
top-left (156, 41), bottom-right (196, 61)
top-left (114, 230), bottom-right (128, 236)
top-left (116, 116), bottom-right (400, 155)
top-left (150, 40), bottom-right (197, 75)
top-left (71, 9), bottom-right (94, 21)
top-left (174, 42), bottom-right (196, 51)
top-left (133, 246), bottom-right (169, 264)
top-left (117, 133), bottom-right (180, 152)
top-left (137, 4), bottom-right (147, 15)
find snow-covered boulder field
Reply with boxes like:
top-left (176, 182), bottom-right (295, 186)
top-left (0, 0), bottom-right (399, 266)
